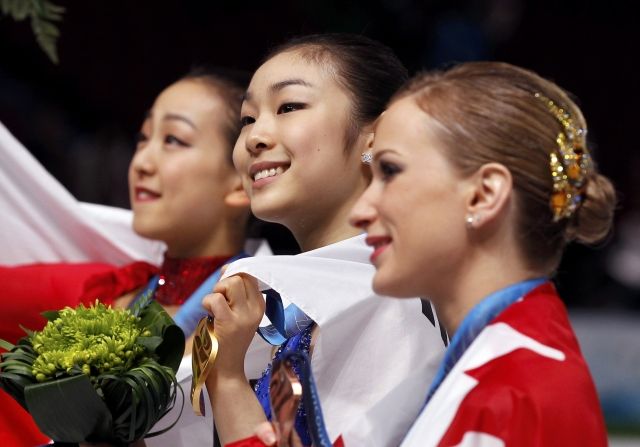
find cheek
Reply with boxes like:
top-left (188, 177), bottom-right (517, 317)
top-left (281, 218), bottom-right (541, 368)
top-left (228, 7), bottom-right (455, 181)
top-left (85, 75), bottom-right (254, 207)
top-left (232, 138), bottom-right (247, 169)
top-left (127, 164), bottom-right (135, 190)
top-left (288, 116), bottom-right (344, 159)
top-left (286, 127), bottom-right (317, 159)
top-left (161, 157), bottom-right (215, 202)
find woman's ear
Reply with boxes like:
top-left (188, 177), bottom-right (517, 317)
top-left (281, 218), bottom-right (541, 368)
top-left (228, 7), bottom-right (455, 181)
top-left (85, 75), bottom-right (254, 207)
top-left (465, 163), bottom-right (512, 229)
top-left (224, 180), bottom-right (250, 208)
top-left (365, 130), bottom-right (375, 150)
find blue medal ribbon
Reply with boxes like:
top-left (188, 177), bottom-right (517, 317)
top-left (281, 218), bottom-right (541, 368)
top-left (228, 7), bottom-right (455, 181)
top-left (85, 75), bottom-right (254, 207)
top-left (258, 289), bottom-right (314, 346)
top-left (424, 277), bottom-right (548, 405)
top-left (280, 350), bottom-right (333, 447)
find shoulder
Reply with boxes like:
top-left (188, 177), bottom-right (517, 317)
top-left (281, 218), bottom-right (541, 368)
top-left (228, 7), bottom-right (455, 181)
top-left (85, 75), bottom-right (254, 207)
top-left (492, 282), bottom-right (582, 356)
top-left (439, 366), bottom-right (606, 446)
top-left (435, 283), bottom-right (608, 446)
top-left (82, 261), bottom-right (158, 305)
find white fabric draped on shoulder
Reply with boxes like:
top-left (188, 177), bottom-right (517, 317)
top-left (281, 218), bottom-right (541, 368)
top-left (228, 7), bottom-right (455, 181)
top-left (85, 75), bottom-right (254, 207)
top-left (0, 121), bottom-right (164, 266)
top-left (221, 235), bottom-right (446, 446)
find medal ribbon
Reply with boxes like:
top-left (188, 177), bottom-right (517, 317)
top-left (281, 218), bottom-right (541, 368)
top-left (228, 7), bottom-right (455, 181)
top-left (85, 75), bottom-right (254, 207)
top-left (258, 289), bottom-right (314, 346)
top-left (278, 351), bottom-right (333, 447)
top-left (424, 277), bottom-right (548, 405)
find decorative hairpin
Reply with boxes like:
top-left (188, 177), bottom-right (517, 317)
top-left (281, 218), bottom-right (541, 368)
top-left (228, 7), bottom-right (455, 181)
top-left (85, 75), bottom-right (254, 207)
top-left (535, 93), bottom-right (592, 221)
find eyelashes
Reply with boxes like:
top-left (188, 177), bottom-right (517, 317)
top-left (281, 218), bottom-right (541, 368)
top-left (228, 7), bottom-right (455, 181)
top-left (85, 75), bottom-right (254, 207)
top-left (239, 102), bottom-right (308, 127)
top-left (164, 135), bottom-right (189, 147)
top-left (378, 160), bottom-right (402, 181)
top-left (133, 132), bottom-right (190, 149)
top-left (240, 116), bottom-right (255, 127)
top-left (277, 102), bottom-right (306, 114)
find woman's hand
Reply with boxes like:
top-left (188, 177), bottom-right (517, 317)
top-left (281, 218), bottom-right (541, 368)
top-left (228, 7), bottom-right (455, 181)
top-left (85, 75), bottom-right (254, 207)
top-left (201, 273), bottom-right (269, 444)
top-left (201, 273), bottom-right (265, 379)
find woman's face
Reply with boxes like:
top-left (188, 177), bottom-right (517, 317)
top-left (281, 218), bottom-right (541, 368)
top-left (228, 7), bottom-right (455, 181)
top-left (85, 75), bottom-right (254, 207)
top-left (233, 50), bottom-right (367, 234)
top-left (129, 79), bottom-right (239, 256)
top-left (350, 97), bottom-right (471, 298)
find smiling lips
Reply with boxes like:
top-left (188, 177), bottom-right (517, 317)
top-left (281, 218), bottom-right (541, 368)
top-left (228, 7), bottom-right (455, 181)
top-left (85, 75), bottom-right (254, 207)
top-left (249, 161), bottom-right (290, 187)
top-left (365, 235), bottom-right (392, 264)
top-left (253, 166), bottom-right (285, 181)
top-left (134, 186), bottom-right (161, 202)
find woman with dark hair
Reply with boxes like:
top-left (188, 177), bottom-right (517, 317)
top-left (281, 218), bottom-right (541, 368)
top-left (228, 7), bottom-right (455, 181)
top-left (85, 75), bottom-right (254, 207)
top-left (0, 70), bottom-right (254, 447)
top-left (350, 61), bottom-right (612, 446)
top-left (199, 34), bottom-right (446, 446)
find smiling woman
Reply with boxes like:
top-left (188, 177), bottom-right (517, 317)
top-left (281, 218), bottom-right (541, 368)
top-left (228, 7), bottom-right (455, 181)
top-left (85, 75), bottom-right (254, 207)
top-left (198, 33), bottom-right (446, 447)
top-left (128, 77), bottom-right (247, 261)
top-left (232, 49), bottom-right (369, 250)
top-left (350, 61), bottom-right (614, 446)
top-left (0, 69), bottom-right (253, 446)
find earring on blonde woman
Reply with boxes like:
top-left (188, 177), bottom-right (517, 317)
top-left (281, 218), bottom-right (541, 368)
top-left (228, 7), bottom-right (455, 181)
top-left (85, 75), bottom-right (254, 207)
top-left (465, 214), bottom-right (475, 228)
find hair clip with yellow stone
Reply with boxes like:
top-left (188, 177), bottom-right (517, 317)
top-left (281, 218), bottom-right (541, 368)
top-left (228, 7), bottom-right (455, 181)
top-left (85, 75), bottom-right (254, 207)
top-left (535, 93), bottom-right (592, 221)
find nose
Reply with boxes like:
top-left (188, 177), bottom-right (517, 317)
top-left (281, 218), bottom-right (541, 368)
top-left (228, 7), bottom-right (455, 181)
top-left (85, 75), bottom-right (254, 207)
top-left (349, 184), bottom-right (379, 231)
top-left (245, 116), bottom-right (276, 156)
top-left (129, 141), bottom-right (156, 178)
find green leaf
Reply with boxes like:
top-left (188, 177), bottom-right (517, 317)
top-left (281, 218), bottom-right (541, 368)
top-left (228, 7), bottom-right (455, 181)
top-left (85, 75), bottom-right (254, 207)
top-left (0, 339), bottom-right (15, 351)
top-left (18, 325), bottom-right (34, 337)
top-left (31, 16), bottom-right (59, 64)
top-left (137, 300), bottom-right (185, 372)
top-left (131, 287), bottom-right (155, 317)
top-left (1, 298), bottom-right (183, 443)
top-left (0, 337), bottom-right (37, 407)
top-left (135, 335), bottom-right (163, 352)
top-left (43, 2), bottom-right (64, 16)
top-left (1, 0), bottom-right (14, 16)
top-left (146, 383), bottom-right (184, 438)
top-left (155, 325), bottom-right (184, 372)
top-left (0, 0), bottom-right (64, 64)
top-left (25, 374), bottom-right (114, 442)
top-left (9, 0), bottom-right (30, 20)
top-left (40, 310), bottom-right (60, 321)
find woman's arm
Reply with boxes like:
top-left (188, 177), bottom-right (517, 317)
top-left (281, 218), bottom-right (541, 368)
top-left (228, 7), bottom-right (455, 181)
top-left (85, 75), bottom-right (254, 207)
top-left (202, 274), bottom-right (268, 445)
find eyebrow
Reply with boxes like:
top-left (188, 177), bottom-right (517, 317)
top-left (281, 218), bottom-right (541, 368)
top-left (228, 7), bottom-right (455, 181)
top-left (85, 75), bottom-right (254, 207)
top-left (163, 113), bottom-right (197, 130)
top-left (270, 78), bottom-right (314, 93)
top-left (372, 149), bottom-right (397, 162)
top-left (243, 78), bottom-right (314, 102)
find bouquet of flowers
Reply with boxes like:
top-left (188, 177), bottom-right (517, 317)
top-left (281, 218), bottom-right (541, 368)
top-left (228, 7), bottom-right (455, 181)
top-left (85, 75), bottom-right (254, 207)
top-left (0, 294), bottom-right (185, 445)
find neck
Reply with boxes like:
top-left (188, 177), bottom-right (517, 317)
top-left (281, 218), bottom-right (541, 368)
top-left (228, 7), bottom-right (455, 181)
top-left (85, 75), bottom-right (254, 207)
top-left (431, 249), bottom-right (543, 336)
top-left (290, 189), bottom-right (365, 252)
top-left (165, 218), bottom-right (245, 259)
top-left (296, 218), bottom-right (361, 252)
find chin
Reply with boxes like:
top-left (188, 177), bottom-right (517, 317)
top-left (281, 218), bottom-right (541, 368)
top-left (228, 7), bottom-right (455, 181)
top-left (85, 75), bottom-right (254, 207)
top-left (249, 198), bottom-right (290, 226)
top-left (372, 271), bottom-right (420, 299)
top-left (132, 219), bottom-right (162, 241)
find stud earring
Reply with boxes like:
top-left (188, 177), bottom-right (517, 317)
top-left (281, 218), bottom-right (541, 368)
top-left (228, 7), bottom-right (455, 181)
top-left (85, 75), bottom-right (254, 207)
top-left (361, 152), bottom-right (372, 165)
top-left (465, 214), bottom-right (475, 228)
top-left (466, 214), bottom-right (482, 228)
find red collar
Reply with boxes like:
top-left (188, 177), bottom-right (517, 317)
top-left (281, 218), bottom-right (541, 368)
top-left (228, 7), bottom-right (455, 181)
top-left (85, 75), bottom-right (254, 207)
top-left (154, 254), bottom-right (232, 306)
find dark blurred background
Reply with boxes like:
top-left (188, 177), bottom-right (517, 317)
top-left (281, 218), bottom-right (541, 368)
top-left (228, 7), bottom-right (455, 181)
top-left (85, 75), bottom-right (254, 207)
top-left (1, 0), bottom-right (638, 311)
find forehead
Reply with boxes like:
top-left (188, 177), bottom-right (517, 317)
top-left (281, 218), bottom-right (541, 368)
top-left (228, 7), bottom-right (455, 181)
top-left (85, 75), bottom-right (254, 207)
top-left (246, 50), bottom-right (339, 98)
top-left (152, 80), bottom-right (223, 118)
top-left (374, 98), bottom-right (431, 147)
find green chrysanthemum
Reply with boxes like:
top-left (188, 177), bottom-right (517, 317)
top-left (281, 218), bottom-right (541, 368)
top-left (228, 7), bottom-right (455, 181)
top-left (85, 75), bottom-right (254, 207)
top-left (0, 296), bottom-right (185, 444)
top-left (30, 302), bottom-right (147, 381)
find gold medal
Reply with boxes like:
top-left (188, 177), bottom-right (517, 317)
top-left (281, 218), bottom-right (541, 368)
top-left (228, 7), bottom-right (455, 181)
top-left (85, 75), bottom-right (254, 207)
top-left (190, 316), bottom-right (218, 416)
